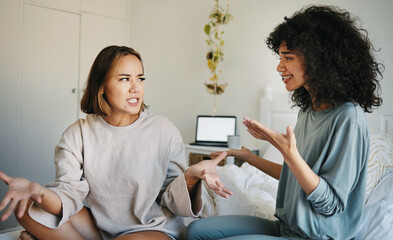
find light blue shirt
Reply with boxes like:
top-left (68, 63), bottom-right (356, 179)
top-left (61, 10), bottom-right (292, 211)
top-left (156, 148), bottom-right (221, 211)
top-left (275, 102), bottom-right (369, 239)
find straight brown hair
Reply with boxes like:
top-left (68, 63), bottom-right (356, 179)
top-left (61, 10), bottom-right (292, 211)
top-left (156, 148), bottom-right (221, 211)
top-left (80, 45), bottom-right (147, 116)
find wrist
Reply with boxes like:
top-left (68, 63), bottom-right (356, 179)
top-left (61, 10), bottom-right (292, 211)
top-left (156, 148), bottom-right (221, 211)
top-left (184, 169), bottom-right (199, 186)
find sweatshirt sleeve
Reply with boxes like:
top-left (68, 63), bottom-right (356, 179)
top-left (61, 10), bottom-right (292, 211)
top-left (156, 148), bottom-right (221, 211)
top-left (29, 121), bottom-right (89, 229)
top-left (159, 129), bottom-right (203, 217)
top-left (306, 122), bottom-right (369, 216)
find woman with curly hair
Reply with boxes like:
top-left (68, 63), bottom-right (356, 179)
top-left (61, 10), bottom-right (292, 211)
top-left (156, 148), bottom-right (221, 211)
top-left (187, 5), bottom-right (383, 240)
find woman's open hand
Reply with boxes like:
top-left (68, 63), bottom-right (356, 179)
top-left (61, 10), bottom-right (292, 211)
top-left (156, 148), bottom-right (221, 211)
top-left (243, 117), bottom-right (298, 160)
top-left (186, 152), bottom-right (233, 198)
top-left (0, 171), bottom-right (43, 222)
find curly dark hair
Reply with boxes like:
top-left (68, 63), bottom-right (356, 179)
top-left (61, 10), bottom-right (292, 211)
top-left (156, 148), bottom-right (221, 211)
top-left (266, 5), bottom-right (383, 112)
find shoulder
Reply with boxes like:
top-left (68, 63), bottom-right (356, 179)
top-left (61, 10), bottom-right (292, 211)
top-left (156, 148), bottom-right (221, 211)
top-left (334, 102), bottom-right (367, 126)
top-left (141, 111), bottom-right (177, 128)
top-left (61, 114), bottom-right (98, 137)
top-left (335, 102), bottom-right (362, 116)
top-left (141, 112), bottom-right (184, 146)
top-left (332, 102), bottom-right (369, 138)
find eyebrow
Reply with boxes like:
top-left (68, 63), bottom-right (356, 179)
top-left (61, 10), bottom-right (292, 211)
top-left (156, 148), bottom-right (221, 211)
top-left (280, 51), bottom-right (295, 55)
top-left (117, 73), bottom-right (144, 76)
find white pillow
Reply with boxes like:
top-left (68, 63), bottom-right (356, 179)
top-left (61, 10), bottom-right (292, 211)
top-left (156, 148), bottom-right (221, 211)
top-left (366, 129), bottom-right (393, 201)
top-left (355, 170), bottom-right (393, 240)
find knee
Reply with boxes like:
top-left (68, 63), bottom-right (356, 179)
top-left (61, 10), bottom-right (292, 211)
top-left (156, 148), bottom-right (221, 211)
top-left (186, 220), bottom-right (201, 240)
top-left (186, 219), bottom-right (214, 240)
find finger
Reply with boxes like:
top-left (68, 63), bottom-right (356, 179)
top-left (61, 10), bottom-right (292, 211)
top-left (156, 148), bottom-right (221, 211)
top-left (221, 186), bottom-right (233, 196)
top-left (210, 151), bottom-right (223, 158)
top-left (31, 193), bottom-right (43, 204)
top-left (1, 204), bottom-right (14, 222)
top-left (240, 146), bottom-right (250, 151)
top-left (247, 128), bottom-right (264, 140)
top-left (249, 120), bottom-right (271, 133)
top-left (207, 184), bottom-right (221, 192)
top-left (247, 122), bottom-right (276, 141)
top-left (242, 116), bottom-right (254, 123)
top-left (244, 121), bottom-right (267, 136)
top-left (242, 119), bottom-right (253, 128)
top-left (16, 198), bottom-right (28, 219)
top-left (20, 230), bottom-right (35, 240)
top-left (0, 171), bottom-right (11, 185)
top-left (214, 179), bottom-right (233, 196)
top-left (0, 194), bottom-right (12, 212)
top-left (225, 149), bottom-right (235, 156)
top-left (203, 177), bottom-right (221, 191)
top-left (286, 125), bottom-right (294, 135)
top-left (199, 169), bottom-right (206, 179)
top-left (286, 125), bottom-right (297, 143)
top-left (247, 127), bottom-right (262, 137)
top-left (214, 190), bottom-right (229, 198)
top-left (211, 151), bottom-right (227, 165)
top-left (213, 185), bottom-right (231, 198)
top-left (19, 231), bottom-right (28, 240)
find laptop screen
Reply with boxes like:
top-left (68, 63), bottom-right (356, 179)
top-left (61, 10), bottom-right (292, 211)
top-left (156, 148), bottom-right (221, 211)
top-left (195, 115), bottom-right (236, 143)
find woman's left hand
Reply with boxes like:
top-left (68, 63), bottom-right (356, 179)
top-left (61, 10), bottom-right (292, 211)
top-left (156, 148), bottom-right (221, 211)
top-left (186, 151), bottom-right (233, 198)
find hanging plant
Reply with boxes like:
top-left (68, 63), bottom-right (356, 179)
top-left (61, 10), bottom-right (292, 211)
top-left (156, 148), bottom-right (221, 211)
top-left (204, 0), bottom-right (233, 96)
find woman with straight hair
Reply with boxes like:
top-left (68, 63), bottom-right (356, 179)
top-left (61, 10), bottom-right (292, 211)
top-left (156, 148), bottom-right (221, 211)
top-left (0, 45), bottom-right (232, 240)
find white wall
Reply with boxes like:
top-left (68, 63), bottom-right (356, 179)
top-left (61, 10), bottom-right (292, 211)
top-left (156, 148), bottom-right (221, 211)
top-left (0, 0), bottom-right (131, 231)
top-left (130, 0), bottom-right (393, 148)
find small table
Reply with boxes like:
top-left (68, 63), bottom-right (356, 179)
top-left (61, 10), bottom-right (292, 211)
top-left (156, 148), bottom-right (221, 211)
top-left (184, 144), bottom-right (259, 167)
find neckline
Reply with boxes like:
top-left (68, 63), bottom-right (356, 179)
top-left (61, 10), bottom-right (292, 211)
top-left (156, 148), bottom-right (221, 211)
top-left (97, 111), bottom-right (147, 130)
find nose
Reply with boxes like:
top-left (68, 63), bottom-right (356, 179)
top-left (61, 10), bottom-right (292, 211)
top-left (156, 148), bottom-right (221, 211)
top-left (276, 59), bottom-right (285, 73)
top-left (129, 79), bottom-right (141, 93)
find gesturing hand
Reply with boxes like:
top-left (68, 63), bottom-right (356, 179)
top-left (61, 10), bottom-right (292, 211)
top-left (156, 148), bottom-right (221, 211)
top-left (186, 151), bottom-right (233, 198)
top-left (243, 117), bottom-right (298, 160)
top-left (0, 171), bottom-right (43, 222)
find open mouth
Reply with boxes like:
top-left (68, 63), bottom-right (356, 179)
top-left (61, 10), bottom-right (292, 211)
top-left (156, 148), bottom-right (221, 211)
top-left (281, 74), bottom-right (293, 84)
top-left (281, 75), bottom-right (293, 81)
top-left (127, 98), bottom-right (138, 104)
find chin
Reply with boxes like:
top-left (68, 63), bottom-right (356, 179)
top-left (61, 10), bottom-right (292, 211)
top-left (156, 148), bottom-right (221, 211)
top-left (285, 85), bottom-right (294, 91)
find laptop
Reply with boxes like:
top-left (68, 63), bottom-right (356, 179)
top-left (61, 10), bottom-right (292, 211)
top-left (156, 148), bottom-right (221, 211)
top-left (189, 115), bottom-right (237, 147)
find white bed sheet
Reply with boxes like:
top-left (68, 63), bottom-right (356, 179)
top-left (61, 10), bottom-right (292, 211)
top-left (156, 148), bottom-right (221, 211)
top-left (201, 162), bottom-right (279, 220)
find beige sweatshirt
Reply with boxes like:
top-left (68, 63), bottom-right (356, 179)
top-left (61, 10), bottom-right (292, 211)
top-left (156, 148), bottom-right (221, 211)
top-left (29, 112), bottom-right (202, 239)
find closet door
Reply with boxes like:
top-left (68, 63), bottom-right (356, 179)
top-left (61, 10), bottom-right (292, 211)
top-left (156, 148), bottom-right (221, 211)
top-left (17, 5), bottom-right (80, 184)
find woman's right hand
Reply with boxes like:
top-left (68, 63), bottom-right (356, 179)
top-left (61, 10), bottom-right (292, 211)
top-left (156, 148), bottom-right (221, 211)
top-left (210, 146), bottom-right (254, 161)
top-left (0, 171), bottom-right (44, 222)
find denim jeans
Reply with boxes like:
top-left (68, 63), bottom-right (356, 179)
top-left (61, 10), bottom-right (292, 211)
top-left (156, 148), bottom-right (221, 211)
top-left (186, 215), bottom-right (301, 240)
